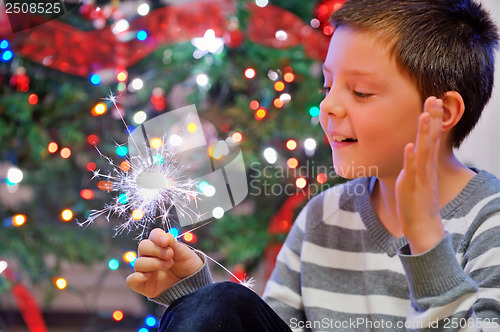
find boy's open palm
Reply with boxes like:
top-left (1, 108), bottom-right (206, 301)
top-left (126, 228), bottom-right (203, 298)
top-left (395, 97), bottom-right (446, 255)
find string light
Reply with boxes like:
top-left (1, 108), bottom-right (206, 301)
top-left (309, 106), bottom-right (320, 117)
top-left (48, 142), bottom-right (58, 153)
top-left (249, 100), bottom-right (259, 110)
top-left (284, 72), bottom-right (295, 83)
top-left (255, 0), bottom-right (268, 7)
top-left (28, 94), bottom-right (38, 105)
top-left (296, 177), bottom-right (307, 189)
top-left (255, 108), bottom-right (267, 121)
top-left (244, 68), bottom-right (256, 79)
top-left (118, 193), bottom-right (129, 204)
top-left (183, 232), bottom-right (197, 243)
top-left (7, 167), bottom-right (23, 184)
top-left (145, 315), bottom-right (157, 327)
top-left (120, 160), bottom-right (131, 172)
top-left (108, 259), bottom-right (120, 270)
top-left (304, 138), bottom-right (317, 151)
top-left (80, 189), bottom-right (95, 200)
top-left (132, 209), bottom-right (144, 220)
top-left (92, 103), bottom-right (107, 116)
top-left (55, 278), bottom-right (67, 290)
top-left (115, 146), bottom-right (128, 157)
top-left (123, 251), bottom-right (137, 263)
top-left (137, 3), bottom-right (150, 16)
top-left (130, 78), bottom-right (144, 90)
top-left (86, 162), bottom-right (96, 172)
top-left (263, 147), bottom-right (278, 164)
top-left (97, 181), bottom-right (113, 191)
top-left (61, 209), bottom-right (73, 221)
top-left (150, 138), bottom-right (162, 149)
top-left (60, 147), bottom-right (71, 159)
top-left (212, 207), bottom-right (224, 219)
top-left (0, 261), bottom-right (7, 274)
top-left (274, 81), bottom-right (285, 92)
top-left (273, 98), bottom-right (284, 108)
top-left (1, 50), bottom-right (13, 62)
top-left (187, 122), bottom-right (197, 132)
top-left (231, 132), bottom-right (243, 143)
top-left (287, 158), bottom-right (298, 169)
top-left (13, 214), bottom-right (27, 227)
top-left (112, 310), bottom-right (124, 321)
top-left (90, 74), bottom-right (101, 85)
top-left (136, 30), bottom-right (148, 41)
top-left (133, 111), bottom-right (147, 124)
top-left (0, 40), bottom-right (9, 49)
top-left (87, 134), bottom-right (99, 145)
top-left (168, 227), bottom-right (179, 238)
top-left (317, 173), bottom-right (328, 184)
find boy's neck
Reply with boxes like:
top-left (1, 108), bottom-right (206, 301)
top-left (370, 153), bottom-right (476, 238)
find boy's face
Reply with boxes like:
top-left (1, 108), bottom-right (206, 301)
top-left (320, 26), bottom-right (423, 179)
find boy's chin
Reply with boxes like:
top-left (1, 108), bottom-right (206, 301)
top-left (333, 162), bottom-right (379, 179)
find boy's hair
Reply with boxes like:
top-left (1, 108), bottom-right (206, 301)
top-left (332, 0), bottom-right (499, 148)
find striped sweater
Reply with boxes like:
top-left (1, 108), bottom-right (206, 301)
top-left (152, 169), bottom-right (500, 331)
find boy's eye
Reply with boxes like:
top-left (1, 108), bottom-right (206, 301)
top-left (353, 91), bottom-right (371, 99)
top-left (320, 87), bottom-right (331, 96)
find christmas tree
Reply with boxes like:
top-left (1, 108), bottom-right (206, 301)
top-left (0, 0), bottom-right (345, 328)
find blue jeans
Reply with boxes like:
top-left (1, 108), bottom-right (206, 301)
top-left (159, 281), bottom-right (292, 332)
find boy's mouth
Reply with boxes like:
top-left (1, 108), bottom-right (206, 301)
top-left (333, 135), bottom-right (358, 143)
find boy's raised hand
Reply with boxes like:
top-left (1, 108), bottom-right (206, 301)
top-left (395, 97), bottom-right (446, 255)
top-left (126, 228), bottom-right (203, 298)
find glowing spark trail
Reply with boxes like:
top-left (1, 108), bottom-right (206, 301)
top-left (81, 92), bottom-right (203, 238)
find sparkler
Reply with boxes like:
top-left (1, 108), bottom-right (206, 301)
top-left (81, 92), bottom-right (204, 238)
top-left (81, 92), bottom-right (253, 287)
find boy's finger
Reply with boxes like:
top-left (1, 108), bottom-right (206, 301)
top-left (148, 228), bottom-right (174, 248)
top-left (134, 256), bottom-right (174, 272)
top-left (430, 99), bottom-right (443, 161)
top-left (126, 272), bottom-right (151, 290)
top-left (415, 112), bottom-right (431, 174)
top-left (138, 239), bottom-right (174, 260)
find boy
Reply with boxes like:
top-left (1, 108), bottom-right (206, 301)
top-left (127, 0), bottom-right (500, 330)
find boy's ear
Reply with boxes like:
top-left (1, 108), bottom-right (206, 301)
top-left (441, 91), bottom-right (465, 132)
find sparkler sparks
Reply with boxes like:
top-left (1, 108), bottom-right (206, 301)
top-left (82, 136), bottom-right (202, 237)
top-left (81, 91), bottom-right (253, 288)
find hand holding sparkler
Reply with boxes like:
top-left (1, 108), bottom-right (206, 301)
top-left (126, 228), bottom-right (203, 298)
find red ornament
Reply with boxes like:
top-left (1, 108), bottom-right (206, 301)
top-left (79, 3), bottom-right (97, 20)
top-left (224, 29), bottom-right (244, 48)
top-left (150, 87), bottom-right (167, 111)
top-left (313, 0), bottom-right (347, 34)
top-left (10, 67), bottom-right (30, 92)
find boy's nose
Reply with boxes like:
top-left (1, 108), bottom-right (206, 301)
top-left (319, 87), bottom-right (347, 119)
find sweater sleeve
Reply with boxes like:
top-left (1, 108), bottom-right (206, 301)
top-left (149, 250), bottom-right (213, 306)
top-left (398, 212), bottom-right (500, 330)
top-left (263, 204), bottom-right (309, 332)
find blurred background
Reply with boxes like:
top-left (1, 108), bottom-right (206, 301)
top-left (0, 0), bottom-right (498, 331)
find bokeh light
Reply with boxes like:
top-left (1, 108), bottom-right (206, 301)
top-left (123, 251), bottom-right (137, 263)
top-left (48, 142), bottom-right (58, 153)
top-left (112, 310), bottom-right (124, 321)
top-left (296, 177), bottom-right (307, 189)
top-left (55, 278), bottom-right (67, 289)
top-left (61, 209), bottom-right (73, 221)
top-left (13, 214), bottom-right (27, 227)
top-left (60, 147), bottom-right (71, 159)
top-left (317, 173), bottom-right (328, 184)
top-left (80, 189), bottom-right (95, 200)
top-left (108, 259), bottom-right (120, 270)
top-left (87, 162), bottom-right (96, 172)
top-left (28, 94), bottom-right (38, 105)
top-left (244, 68), bottom-right (256, 79)
top-left (120, 161), bottom-right (131, 172)
top-left (274, 81), bottom-right (285, 92)
top-left (132, 209), bottom-right (144, 220)
top-left (286, 139), bottom-right (297, 150)
top-left (255, 108), bottom-right (267, 121)
top-left (287, 158), bottom-right (299, 169)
